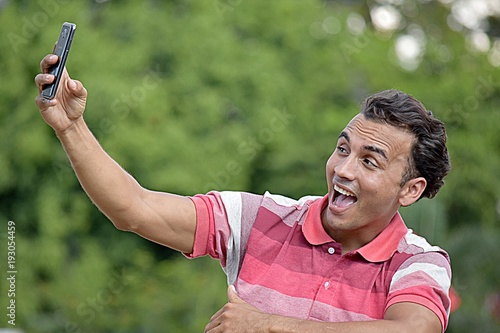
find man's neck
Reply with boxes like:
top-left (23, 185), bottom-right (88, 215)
top-left (321, 211), bottom-right (395, 255)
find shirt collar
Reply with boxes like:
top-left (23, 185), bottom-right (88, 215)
top-left (303, 195), bottom-right (334, 245)
top-left (303, 195), bottom-right (408, 263)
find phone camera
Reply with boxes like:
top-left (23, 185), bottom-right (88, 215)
top-left (61, 29), bottom-right (67, 39)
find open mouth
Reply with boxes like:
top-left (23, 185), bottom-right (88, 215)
top-left (332, 184), bottom-right (358, 209)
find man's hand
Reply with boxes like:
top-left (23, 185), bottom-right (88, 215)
top-left (205, 286), bottom-right (274, 333)
top-left (204, 287), bottom-right (443, 333)
top-left (34, 54), bottom-right (87, 134)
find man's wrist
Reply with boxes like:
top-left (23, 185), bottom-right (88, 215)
top-left (55, 116), bottom-right (87, 140)
top-left (266, 314), bottom-right (303, 333)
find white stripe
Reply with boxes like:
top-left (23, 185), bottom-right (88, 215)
top-left (264, 191), bottom-right (321, 207)
top-left (405, 231), bottom-right (443, 253)
top-left (220, 191), bottom-right (242, 285)
top-left (237, 280), bottom-right (376, 322)
top-left (390, 262), bottom-right (450, 293)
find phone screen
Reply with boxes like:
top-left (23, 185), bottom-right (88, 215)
top-left (42, 22), bottom-right (76, 100)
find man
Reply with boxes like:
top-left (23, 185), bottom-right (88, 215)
top-left (35, 54), bottom-right (452, 333)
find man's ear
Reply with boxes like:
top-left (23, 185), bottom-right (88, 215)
top-left (399, 177), bottom-right (427, 207)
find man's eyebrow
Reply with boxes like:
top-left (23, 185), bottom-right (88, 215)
top-left (364, 145), bottom-right (388, 160)
top-left (339, 131), bottom-right (349, 142)
top-left (338, 131), bottom-right (388, 160)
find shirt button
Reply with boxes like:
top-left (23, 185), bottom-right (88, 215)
top-left (324, 281), bottom-right (331, 289)
top-left (327, 247), bottom-right (335, 255)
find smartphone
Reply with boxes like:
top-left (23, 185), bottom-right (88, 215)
top-left (42, 22), bottom-right (77, 100)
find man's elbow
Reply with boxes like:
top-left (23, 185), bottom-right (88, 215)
top-left (112, 219), bottom-right (132, 231)
top-left (104, 208), bottom-right (141, 232)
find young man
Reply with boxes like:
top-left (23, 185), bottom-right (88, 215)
top-left (35, 54), bottom-right (451, 333)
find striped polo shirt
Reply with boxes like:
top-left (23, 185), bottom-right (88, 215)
top-left (187, 191), bottom-right (451, 331)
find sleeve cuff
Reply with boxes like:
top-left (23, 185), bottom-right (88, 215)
top-left (386, 294), bottom-right (447, 332)
top-left (183, 195), bottom-right (211, 259)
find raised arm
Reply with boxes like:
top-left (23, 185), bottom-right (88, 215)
top-left (34, 54), bottom-right (196, 253)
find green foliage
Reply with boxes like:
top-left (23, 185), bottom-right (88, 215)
top-left (445, 226), bottom-right (500, 332)
top-left (0, 0), bottom-right (499, 332)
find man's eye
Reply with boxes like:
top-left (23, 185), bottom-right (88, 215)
top-left (363, 158), bottom-right (377, 167)
top-left (337, 146), bottom-right (347, 154)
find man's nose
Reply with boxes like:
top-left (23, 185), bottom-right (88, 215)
top-left (334, 155), bottom-right (356, 181)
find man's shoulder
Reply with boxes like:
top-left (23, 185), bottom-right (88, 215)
top-left (204, 191), bottom-right (324, 223)
top-left (398, 229), bottom-right (449, 257)
top-left (262, 191), bottom-right (323, 209)
top-left (210, 191), bottom-right (323, 210)
top-left (390, 229), bottom-right (451, 271)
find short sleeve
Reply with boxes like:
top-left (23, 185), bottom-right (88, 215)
top-left (184, 191), bottom-right (263, 284)
top-left (386, 252), bottom-right (452, 331)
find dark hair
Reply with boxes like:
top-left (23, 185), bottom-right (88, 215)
top-left (360, 89), bottom-right (450, 200)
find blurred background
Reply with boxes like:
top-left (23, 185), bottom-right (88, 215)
top-left (0, 0), bottom-right (499, 332)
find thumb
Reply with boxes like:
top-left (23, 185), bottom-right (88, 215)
top-left (67, 79), bottom-right (77, 91)
top-left (67, 79), bottom-right (87, 98)
top-left (227, 285), bottom-right (242, 303)
top-left (68, 79), bottom-right (82, 94)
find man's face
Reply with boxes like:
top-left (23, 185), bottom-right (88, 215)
top-left (322, 114), bottom-right (417, 246)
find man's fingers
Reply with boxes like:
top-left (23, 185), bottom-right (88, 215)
top-left (66, 79), bottom-right (87, 99)
top-left (35, 65), bottom-right (84, 95)
top-left (35, 95), bottom-right (56, 110)
top-left (39, 54), bottom-right (58, 73)
top-left (205, 309), bottom-right (223, 333)
top-left (204, 320), bottom-right (219, 333)
top-left (67, 78), bottom-right (80, 92)
top-left (208, 306), bottom-right (224, 323)
top-left (34, 74), bottom-right (55, 91)
top-left (205, 303), bottom-right (232, 332)
top-left (34, 72), bottom-right (57, 110)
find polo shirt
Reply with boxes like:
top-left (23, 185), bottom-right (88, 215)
top-left (186, 191), bottom-right (452, 331)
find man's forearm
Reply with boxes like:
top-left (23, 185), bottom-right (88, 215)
top-left (268, 303), bottom-right (441, 333)
top-left (268, 316), bottom-right (407, 333)
top-left (56, 117), bottom-right (144, 229)
top-left (210, 290), bottom-right (441, 333)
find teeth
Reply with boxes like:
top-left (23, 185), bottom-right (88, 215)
top-left (334, 185), bottom-right (355, 197)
